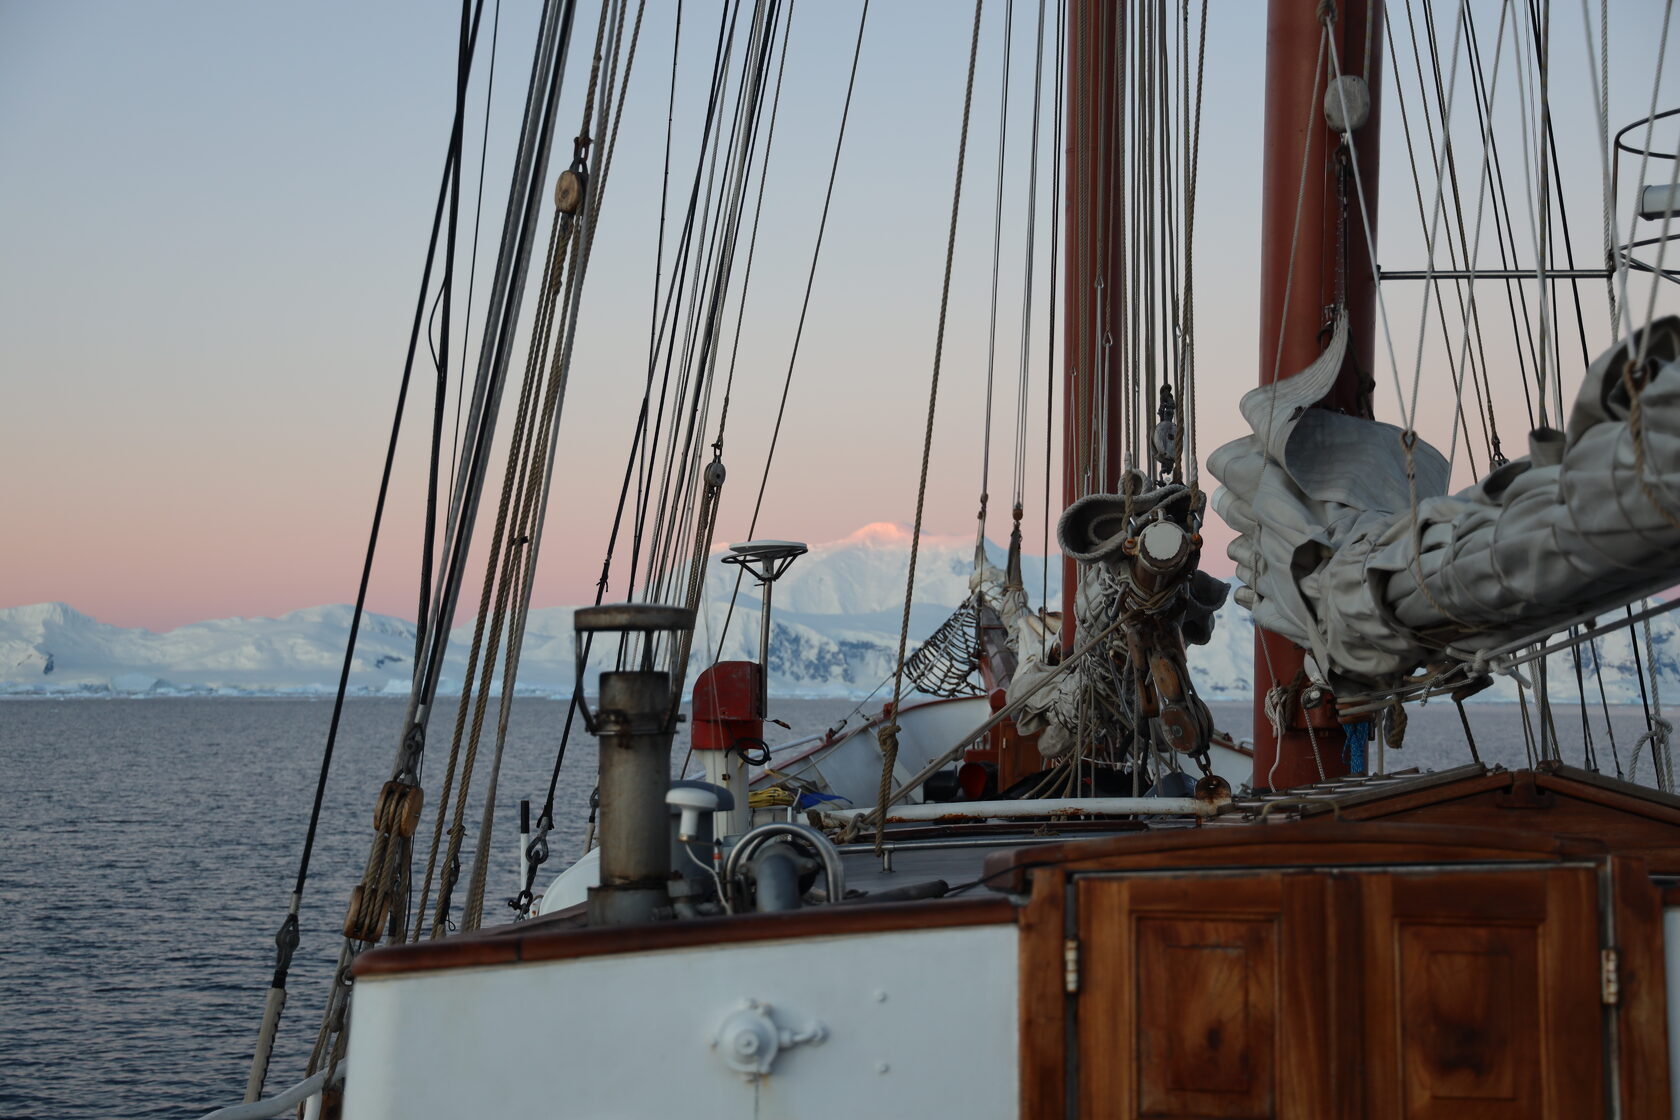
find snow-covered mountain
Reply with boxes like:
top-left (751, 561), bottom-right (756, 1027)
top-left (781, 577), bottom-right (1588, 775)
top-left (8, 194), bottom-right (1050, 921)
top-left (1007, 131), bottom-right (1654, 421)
top-left (4, 523), bottom-right (1677, 703)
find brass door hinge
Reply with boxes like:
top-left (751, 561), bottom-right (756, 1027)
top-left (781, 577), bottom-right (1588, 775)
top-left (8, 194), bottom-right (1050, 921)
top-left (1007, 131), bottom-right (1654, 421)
top-left (1601, 948), bottom-right (1620, 1006)
top-left (1064, 937), bottom-right (1080, 994)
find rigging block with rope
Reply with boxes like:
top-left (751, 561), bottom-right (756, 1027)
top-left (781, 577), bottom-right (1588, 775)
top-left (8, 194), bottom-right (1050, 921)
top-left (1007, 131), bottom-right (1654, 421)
top-left (1009, 473), bottom-right (1227, 780)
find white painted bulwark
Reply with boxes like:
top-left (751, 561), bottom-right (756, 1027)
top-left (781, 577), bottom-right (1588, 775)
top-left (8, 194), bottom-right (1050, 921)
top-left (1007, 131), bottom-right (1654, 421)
top-left (342, 923), bottom-right (1019, 1118)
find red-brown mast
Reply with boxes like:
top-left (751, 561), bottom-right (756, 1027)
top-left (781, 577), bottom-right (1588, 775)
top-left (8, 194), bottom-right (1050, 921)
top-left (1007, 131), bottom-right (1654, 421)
top-left (1060, 0), bottom-right (1127, 654)
top-left (1253, 0), bottom-right (1383, 788)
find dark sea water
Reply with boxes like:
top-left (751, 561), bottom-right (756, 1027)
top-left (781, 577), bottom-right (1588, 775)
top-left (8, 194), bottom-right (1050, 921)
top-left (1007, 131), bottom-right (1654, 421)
top-left (1, 695), bottom-right (1671, 1118)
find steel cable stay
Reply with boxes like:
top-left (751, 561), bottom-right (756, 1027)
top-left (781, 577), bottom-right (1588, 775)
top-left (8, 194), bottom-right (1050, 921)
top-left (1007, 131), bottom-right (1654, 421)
top-left (628, 16), bottom-right (735, 639)
top-left (446, 0), bottom-right (504, 515)
top-left (283, 0), bottom-right (591, 1089)
top-left (648, 3), bottom-right (784, 610)
top-left (1513, 0), bottom-right (1623, 771)
top-left (516, 0), bottom-right (794, 903)
top-left (239, 0), bottom-right (499, 1101)
top-left (421, 0), bottom-right (664, 937)
top-left (522, 0), bottom-right (721, 895)
top-left (461, 0), bottom-right (655, 933)
top-left (664, 4), bottom-right (799, 698)
top-left (1411, 0), bottom-right (1529, 448)
top-left (1460, 1), bottom-right (1553, 436)
top-left (636, 0), bottom-right (792, 691)
top-left (626, 0), bottom-right (800, 786)
top-left (1324, 0), bottom-right (1531, 669)
top-left (416, 0), bottom-right (619, 941)
top-left (1581, 0), bottom-right (1678, 791)
top-left (975, 0), bottom-right (1017, 558)
top-left (639, 0), bottom-right (782, 616)
top-left (1507, 3), bottom-right (1552, 423)
top-left (1012, 0), bottom-right (1048, 523)
top-left (621, 0), bottom-right (748, 634)
top-left (643, 0), bottom-right (789, 686)
top-left (873, 0), bottom-right (987, 850)
top-left (1417, 2), bottom-right (1626, 772)
top-left (706, 0), bottom-right (872, 667)
top-left (611, 0), bottom-right (757, 679)
top-left (419, 89), bottom-right (586, 938)
top-left (1041, 0), bottom-right (1066, 655)
top-left (631, 1), bottom-right (806, 662)
top-left (406, 0), bottom-right (587, 732)
top-left (1386, 1), bottom-right (1494, 474)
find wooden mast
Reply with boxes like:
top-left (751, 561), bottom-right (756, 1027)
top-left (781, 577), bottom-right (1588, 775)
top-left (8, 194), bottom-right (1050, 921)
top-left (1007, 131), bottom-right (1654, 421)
top-left (1060, 0), bottom-right (1126, 654)
top-left (1253, 0), bottom-right (1384, 788)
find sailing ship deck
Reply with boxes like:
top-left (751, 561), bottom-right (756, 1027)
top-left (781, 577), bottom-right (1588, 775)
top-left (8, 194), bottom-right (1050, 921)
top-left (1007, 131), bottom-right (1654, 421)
top-left (345, 764), bottom-right (1680, 1118)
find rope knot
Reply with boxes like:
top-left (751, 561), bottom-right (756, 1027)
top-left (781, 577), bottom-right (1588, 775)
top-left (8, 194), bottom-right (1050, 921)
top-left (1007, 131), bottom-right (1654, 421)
top-left (1632, 715), bottom-right (1673, 776)
top-left (875, 721), bottom-right (902, 756)
top-left (1385, 701), bottom-right (1409, 749)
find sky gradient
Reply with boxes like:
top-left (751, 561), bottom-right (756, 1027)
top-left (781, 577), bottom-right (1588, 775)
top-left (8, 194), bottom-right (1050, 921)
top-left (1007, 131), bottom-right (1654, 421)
top-left (3, 0), bottom-right (1676, 630)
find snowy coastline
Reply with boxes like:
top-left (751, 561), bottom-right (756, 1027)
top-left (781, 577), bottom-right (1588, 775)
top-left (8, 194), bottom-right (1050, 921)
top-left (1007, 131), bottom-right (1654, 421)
top-left (5, 526), bottom-right (1674, 704)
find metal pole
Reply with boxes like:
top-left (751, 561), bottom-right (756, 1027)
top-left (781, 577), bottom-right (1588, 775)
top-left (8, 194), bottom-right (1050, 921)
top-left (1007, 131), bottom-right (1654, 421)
top-left (518, 799), bottom-right (532, 897)
top-left (758, 579), bottom-right (774, 711)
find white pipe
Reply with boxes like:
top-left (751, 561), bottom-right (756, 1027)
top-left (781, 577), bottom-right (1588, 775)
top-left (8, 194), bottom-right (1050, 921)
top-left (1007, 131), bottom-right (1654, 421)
top-left (201, 1066), bottom-right (343, 1120)
top-left (818, 796), bottom-right (1219, 826)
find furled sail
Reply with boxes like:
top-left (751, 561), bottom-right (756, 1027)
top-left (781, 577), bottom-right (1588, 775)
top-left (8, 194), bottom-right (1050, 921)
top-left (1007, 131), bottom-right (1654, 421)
top-left (1210, 314), bottom-right (1680, 692)
top-left (1008, 482), bottom-right (1229, 761)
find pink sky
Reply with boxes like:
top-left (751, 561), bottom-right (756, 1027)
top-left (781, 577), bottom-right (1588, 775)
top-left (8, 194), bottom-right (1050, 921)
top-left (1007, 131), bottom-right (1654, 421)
top-left (3, 2), bottom-right (1671, 632)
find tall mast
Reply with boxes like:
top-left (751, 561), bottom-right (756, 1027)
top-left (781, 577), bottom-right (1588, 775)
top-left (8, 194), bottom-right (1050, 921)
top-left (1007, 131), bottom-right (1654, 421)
top-left (1253, 0), bottom-right (1384, 788)
top-left (1060, 0), bottom-right (1127, 654)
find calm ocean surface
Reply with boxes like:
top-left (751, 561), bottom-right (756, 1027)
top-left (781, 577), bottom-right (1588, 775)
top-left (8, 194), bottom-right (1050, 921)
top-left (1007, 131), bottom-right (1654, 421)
top-left (2, 695), bottom-right (1670, 1118)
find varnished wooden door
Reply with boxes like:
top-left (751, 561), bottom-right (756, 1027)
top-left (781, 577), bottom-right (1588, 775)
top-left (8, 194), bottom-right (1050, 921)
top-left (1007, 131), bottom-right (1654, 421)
top-left (1074, 872), bottom-right (1333, 1118)
top-left (1069, 865), bottom-right (1607, 1118)
top-left (1353, 867), bottom-right (1604, 1119)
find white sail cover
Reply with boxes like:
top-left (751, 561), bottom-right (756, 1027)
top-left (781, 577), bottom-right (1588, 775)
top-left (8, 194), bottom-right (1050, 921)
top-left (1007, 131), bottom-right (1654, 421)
top-left (1209, 315), bottom-right (1680, 690)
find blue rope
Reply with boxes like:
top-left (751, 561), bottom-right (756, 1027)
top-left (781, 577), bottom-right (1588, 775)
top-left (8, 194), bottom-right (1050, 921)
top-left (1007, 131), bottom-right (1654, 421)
top-left (1343, 720), bottom-right (1371, 773)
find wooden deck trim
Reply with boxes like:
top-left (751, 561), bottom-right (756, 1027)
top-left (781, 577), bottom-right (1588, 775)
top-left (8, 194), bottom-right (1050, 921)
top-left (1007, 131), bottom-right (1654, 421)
top-left (1536, 767), bottom-right (1680, 825)
top-left (1611, 856), bottom-right (1672, 1117)
top-left (1544, 762), bottom-right (1680, 811)
top-left (1326, 769), bottom-right (1510, 820)
top-left (984, 820), bottom-right (1607, 893)
top-left (354, 895), bottom-right (1016, 978)
top-left (1016, 868), bottom-right (1067, 1119)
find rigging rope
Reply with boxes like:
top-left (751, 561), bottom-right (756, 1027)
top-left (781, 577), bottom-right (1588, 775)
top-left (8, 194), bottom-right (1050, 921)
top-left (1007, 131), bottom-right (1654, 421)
top-left (874, 0), bottom-right (987, 850)
top-left (242, 0), bottom-right (494, 1101)
top-left (977, 0), bottom-right (1016, 547)
top-left (1042, 0), bottom-right (1065, 654)
top-left (1013, 0), bottom-right (1046, 517)
top-left (709, 0), bottom-right (872, 664)
top-left (525, 0), bottom-right (747, 881)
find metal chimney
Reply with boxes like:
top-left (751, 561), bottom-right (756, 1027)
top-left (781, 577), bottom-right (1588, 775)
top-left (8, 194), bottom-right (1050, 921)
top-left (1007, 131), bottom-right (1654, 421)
top-left (572, 603), bottom-right (695, 926)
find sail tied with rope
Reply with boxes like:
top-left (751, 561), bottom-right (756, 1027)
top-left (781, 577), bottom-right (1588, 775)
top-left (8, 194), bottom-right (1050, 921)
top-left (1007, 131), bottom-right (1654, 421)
top-left (1006, 472), bottom-right (1228, 769)
top-left (1211, 311), bottom-right (1680, 695)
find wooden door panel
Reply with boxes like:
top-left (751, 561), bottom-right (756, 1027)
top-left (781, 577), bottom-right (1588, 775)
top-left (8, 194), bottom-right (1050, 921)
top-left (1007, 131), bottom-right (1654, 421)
top-left (1360, 868), bottom-right (1604, 1119)
top-left (1064, 864), bottom-right (1608, 1119)
top-left (1074, 874), bottom-right (1329, 1119)
top-left (1395, 923), bottom-right (1539, 1114)
top-left (1135, 915), bottom-right (1277, 1116)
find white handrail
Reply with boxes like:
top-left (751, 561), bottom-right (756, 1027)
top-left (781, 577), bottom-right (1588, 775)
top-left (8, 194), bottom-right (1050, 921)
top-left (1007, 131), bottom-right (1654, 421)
top-left (817, 796), bottom-right (1218, 827)
top-left (201, 1066), bottom-right (344, 1120)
